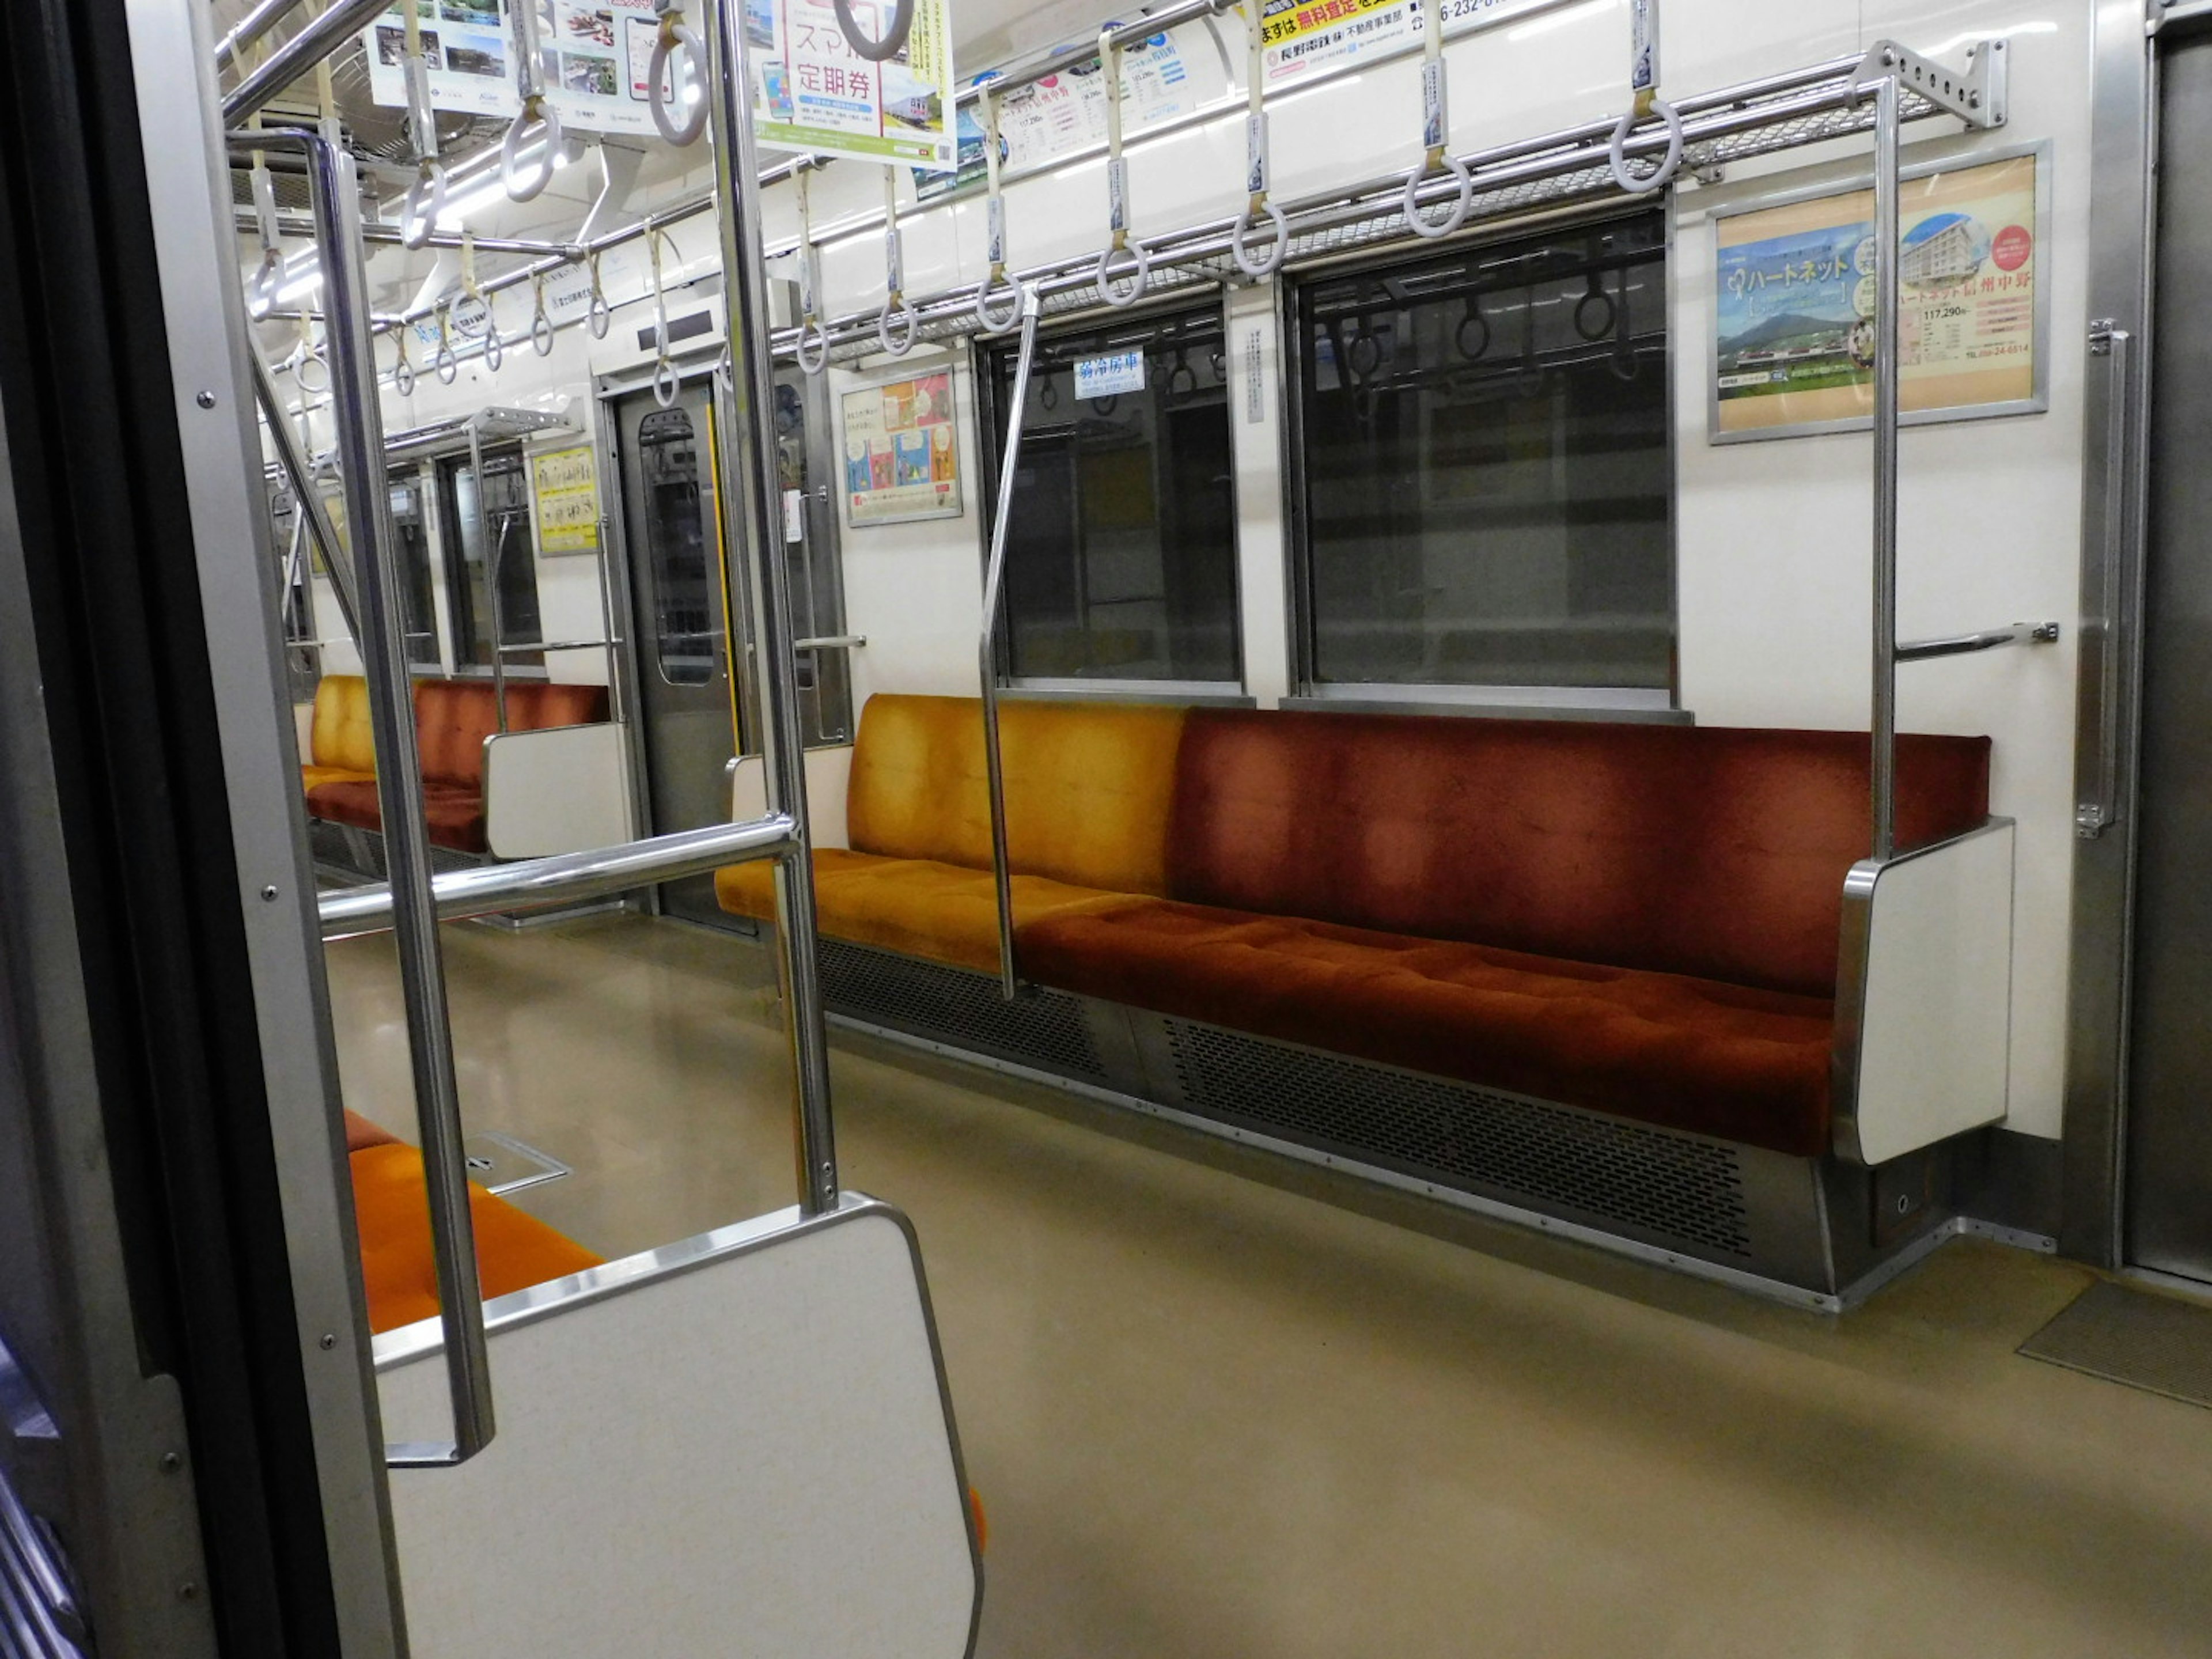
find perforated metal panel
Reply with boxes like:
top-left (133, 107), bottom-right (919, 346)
top-left (1162, 1021), bottom-right (1753, 1257)
top-left (819, 941), bottom-right (1109, 1082)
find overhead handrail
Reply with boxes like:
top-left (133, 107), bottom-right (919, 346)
top-left (699, 0), bottom-right (844, 1216)
top-left (502, 0), bottom-right (564, 202)
top-left (649, 0), bottom-right (711, 146)
top-left (649, 225), bottom-right (679, 405)
top-left (877, 171), bottom-right (919, 354)
top-left (978, 284), bottom-right (1043, 999)
top-left (1401, 0), bottom-right (1472, 238)
top-left (974, 87), bottom-right (1024, 332)
top-left (321, 815), bottom-right (800, 940)
top-left (832, 0), bottom-right (914, 62)
top-left (1231, 4), bottom-right (1287, 279)
top-left (214, 0), bottom-right (305, 72)
top-left (399, 1), bottom-right (448, 250)
top-left (1608, 0), bottom-right (1685, 195)
top-left (228, 125), bottom-right (493, 1469)
top-left (794, 168), bottom-right (831, 371)
top-left (1094, 28), bottom-right (1152, 306)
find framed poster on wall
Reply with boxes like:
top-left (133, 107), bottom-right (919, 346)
top-left (841, 370), bottom-right (962, 527)
top-left (531, 444), bottom-right (601, 555)
top-left (1709, 142), bottom-right (2050, 442)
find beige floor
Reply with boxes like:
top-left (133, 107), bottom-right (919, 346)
top-left (328, 914), bottom-right (2212, 1659)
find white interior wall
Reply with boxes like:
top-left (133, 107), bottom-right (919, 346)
top-left (287, 0), bottom-right (2086, 1140)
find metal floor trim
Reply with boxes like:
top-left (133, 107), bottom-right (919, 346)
top-left (828, 1012), bottom-right (1984, 1316)
top-left (2020, 1277), bottom-right (2212, 1410)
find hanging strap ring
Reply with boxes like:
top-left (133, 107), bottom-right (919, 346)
top-left (831, 0), bottom-right (914, 62)
top-left (483, 319), bottom-right (504, 372)
top-left (1456, 300), bottom-right (1490, 361)
top-left (248, 248), bottom-right (285, 317)
top-left (531, 277), bottom-right (556, 355)
top-left (876, 295), bottom-right (919, 356)
top-left (1608, 96), bottom-right (1684, 195)
top-left (1231, 202), bottom-right (1289, 279)
top-left (401, 160), bottom-right (446, 251)
top-left (1403, 155), bottom-right (1474, 240)
top-left (293, 343), bottom-right (331, 396)
top-left (1096, 241), bottom-right (1150, 309)
top-left (796, 319), bottom-right (831, 373)
top-left (503, 97), bottom-right (564, 202)
top-left (652, 354), bottom-right (681, 408)
top-left (648, 10), bottom-right (710, 147)
top-left (1573, 278), bottom-right (1616, 341)
top-left (394, 354), bottom-right (416, 397)
top-left (975, 272), bottom-right (1024, 335)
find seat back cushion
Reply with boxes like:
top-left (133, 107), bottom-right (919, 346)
top-left (844, 693), bottom-right (1187, 895)
top-left (412, 679), bottom-right (609, 789)
top-left (1167, 711), bottom-right (1990, 998)
top-left (310, 674), bottom-right (377, 775)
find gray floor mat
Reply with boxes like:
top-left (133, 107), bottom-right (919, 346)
top-left (2019, 1277), bottom-right (2212, 1410)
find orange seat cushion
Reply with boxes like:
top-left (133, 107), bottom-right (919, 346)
top-left (718, 847), bottom-right (1134, 975)
top-left (1018, 899), bottom-right (1838, 1156)
top-left (349, 1143), bottom-right (604, 1335)
top-left (306, 778), bottom-right (487, 853)
top-left (310, 674), bottom-right (377, 777)
top-left (301, 764), bottom-right (376, 792)
top-left (344, 1109), bottom-right (399, 1153)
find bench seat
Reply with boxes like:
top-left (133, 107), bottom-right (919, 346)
top-left (717, 847), bottom-right (1135, 976)
top-left (301, 764), bottom-right (377, 791)
top-left (309, 777), bottom-right (489, 855)
top-left (1018, 898), bottom-right (1836, 1156)
top-left (339, 1109), bottom-right (602, 1335)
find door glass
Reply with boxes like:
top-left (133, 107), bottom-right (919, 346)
top-left (639, 406), bottom-right (717, 687)
top-left (774, 369), bottom-right (852, 745)
top-left (387, 475), bottom-right (441, 668)
top-left (441, 446), bottom-right (544, 672)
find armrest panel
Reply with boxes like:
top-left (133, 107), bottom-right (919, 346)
top-left (483, 722), bottom-right (634, 860)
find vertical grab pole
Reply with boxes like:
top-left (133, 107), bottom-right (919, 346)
top-left (232, 127), bottom-right (493, 1464)
top-left (469, 415), bottom-right (512, 732)
top-left (702, 0), bottom-right (840, 1215)
top-left (1869, 72), bottom-right (1900, 862)
top-left (979, 287), bottom-right (1043, 1001)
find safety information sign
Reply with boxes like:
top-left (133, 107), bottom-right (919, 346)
top-left (751, 0), bottom-right (959, 169)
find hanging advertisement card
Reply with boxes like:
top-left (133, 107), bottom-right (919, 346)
top-left (531, 445), bottom-right (602, 555)
top-left (1710, 145), bottom-right (2050, 442)
top-left (1258, 0), bottom-right (1518, 88)
top-left (917, 29), bottom-right (1195, 202)
top-left (842, 371), bottom-right (961, 525)
top-left (363, 2), bottom-right (666, 136)
top-left (750, 0), bottom-right (958, 169)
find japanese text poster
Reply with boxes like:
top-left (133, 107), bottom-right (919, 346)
top-left (1259, 0), bottom-right (1514, 88)
top-left (749, 0), bottom-right (957, 169)
top-left (532, 445), bottom-right (602, 555)
top-left (1713, 151), bottom-right (2043, 439)
top-left (842, 372), bottom-right (961, 525)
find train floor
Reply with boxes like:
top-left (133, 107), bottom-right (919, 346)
top-left (329, 912), bottom-right (2212, 1659)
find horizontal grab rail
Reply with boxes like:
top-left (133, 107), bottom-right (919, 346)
top-left (496, 639), bottom-right (616, 654)
top-left (320, 814), bottom-right (797, 941)
top-left (1896, 621), bottom-right (2061, 662)
top-left (793, 634), bottom-right (866, 650)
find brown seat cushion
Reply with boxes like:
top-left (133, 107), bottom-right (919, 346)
top-left (304, 778), bottom-right (488, 853)
top-left (1168, 711), bottom-right (1990, 998)
top-left (1018, 898), bottom-right (1837, 1156)
top-left (719, 846), bottom-right (1135, 975)
top-left (414, 679), bottom-right (610, 790)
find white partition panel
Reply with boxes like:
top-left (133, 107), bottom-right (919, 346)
top-left (1835, 820), bottom-right (2017, 1166)
top-left (482, 723), bottom-right (636, 859)
top-left (377, 1199), bottom-right (980, 1659)
top-left (733, 746), bottom-right (853, 850)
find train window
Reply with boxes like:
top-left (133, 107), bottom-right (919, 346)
top-left (774, 367), bottom-right (854, 744)
top-left (978, 304), bottom-right (1239, 688)
top-left (438, 444), bottom-right (544, 674)
top-left (1289, 211), bottom-right (1673, 699)
top-left (636, 404), bottom-right (718, 688)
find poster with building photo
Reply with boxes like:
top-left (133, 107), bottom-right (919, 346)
top-left (1711, 149), bottom-right (2047, 441)
top-left (842, 372), bottom-right (961, 526)
top-left (750, 0), bottom-right (958, 169)
top-left (363, 2), bottom-right (664, 135)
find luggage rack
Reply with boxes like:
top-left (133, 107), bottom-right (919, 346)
top-left (789, 39), bottom-right (2010, 362)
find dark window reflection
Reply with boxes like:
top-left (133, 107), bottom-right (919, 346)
top-left (1295, 212), bottom-right (1672, 691)
top-left (984, 307), bottom-right (1239, 683)
top-left (638, 406), bottom-right (716, 687)
top-left (387, 476), bottom-right (441, 668)
top-left (440, 445), bottom-right (543, 672)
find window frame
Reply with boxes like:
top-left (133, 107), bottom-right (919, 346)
top-left (972, 290), bottom-right (1246, 698)
top-left (1280, 207), bottom-right (1681, 715)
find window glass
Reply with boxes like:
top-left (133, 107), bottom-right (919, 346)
top-left (983, 306), bottom-right (1238, 684)
top-left (637, 405), bottom-right (716, 687)
top-left (774, 368), bottom-right (853, 744)
top-left (387, 474), bottom-right (441, 669)
top-left (1293, 212), bottom-right (1672, 692)
top-left (440, 445), bottom-right (543, 672)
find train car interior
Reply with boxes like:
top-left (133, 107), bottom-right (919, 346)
top-left (7, 0), bottom-right (2212, 1654)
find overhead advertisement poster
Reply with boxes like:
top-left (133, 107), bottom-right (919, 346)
top-left (842, 372), bottom-right (961, 527)
top-left (1258, 0), bottom-right (1519, 88)
top-left (362, 2), bottom-right (664, 135)
top-left (749, 0), bottom-right (958, 169)
top-left (919, 30), bottom-right (1194, 203)
top-left (1711, 149), bottom-right (2047, 441)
